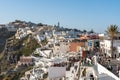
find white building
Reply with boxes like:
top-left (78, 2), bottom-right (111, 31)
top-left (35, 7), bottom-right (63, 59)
top-left (20, 67), bottom-right (47, 80)
top-left (36, 34), bottom-right (46, 42)
top-left (33, 48), bottom-right (53, 58)
top-left (15, 27), bottom-right (32, 39)
top-left (100, 39), bottom-right (120, 57)
top-left (117, 46), bottom-right (120, 57)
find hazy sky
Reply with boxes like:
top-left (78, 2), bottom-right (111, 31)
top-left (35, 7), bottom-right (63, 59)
top-left (0, 0), bottom-right (120, 33)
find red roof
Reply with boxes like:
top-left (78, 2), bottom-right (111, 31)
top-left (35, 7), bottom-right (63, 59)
top-left (69, 42), bottom-right (85, 52)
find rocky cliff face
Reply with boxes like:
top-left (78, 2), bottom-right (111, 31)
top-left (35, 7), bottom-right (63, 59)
top-left (0, 27), bottom-right (15, 53)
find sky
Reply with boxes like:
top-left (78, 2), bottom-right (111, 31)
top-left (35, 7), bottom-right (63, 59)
top-left (0, 0), bottom-right (120, 33)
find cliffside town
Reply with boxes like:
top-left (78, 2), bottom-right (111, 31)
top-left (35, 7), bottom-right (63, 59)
top-left (0, 20), bottom-right (120, 80)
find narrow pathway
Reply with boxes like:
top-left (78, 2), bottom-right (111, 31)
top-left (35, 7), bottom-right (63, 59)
top-left (0, 39), bottom-right (8, 59)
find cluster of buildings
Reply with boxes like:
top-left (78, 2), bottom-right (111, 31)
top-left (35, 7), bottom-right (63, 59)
top-left (15, 27), bottom-right (33, 39)
top-left (99, 33), bottom-right (120, 57)
top-left (3, 21), bottom-right (120, 80)
top-left (14, 26), bottom-right (120, 80)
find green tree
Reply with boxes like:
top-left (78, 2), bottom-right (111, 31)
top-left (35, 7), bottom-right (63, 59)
top-left (106, 25), bottom-right (119, 58)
